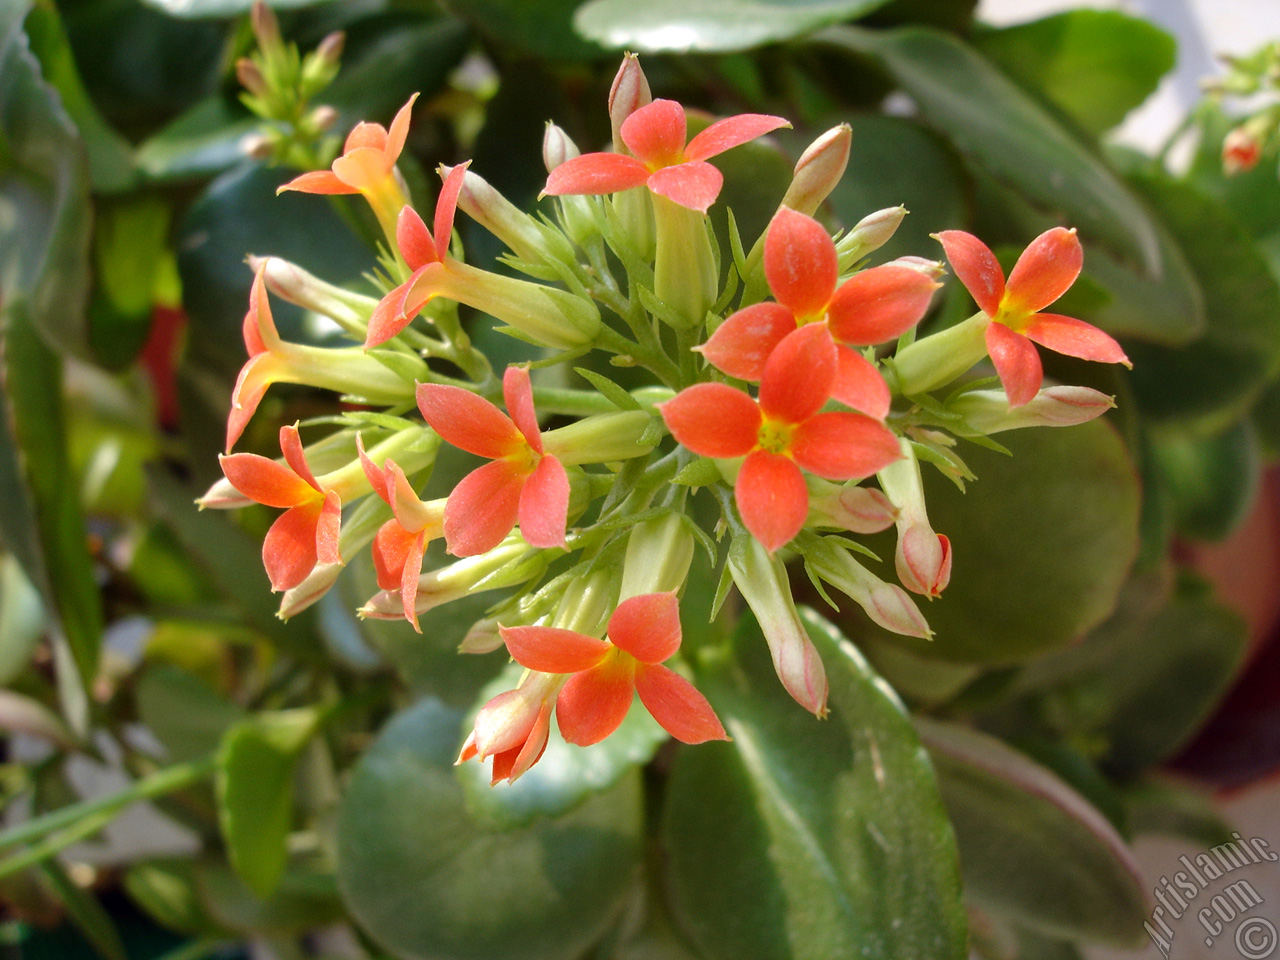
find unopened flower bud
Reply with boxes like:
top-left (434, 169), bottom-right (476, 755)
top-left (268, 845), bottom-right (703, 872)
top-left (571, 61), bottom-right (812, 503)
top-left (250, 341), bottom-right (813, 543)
top-left (361, 535), bottom-right (538, 620)
top-left (950, 386), bottom-right (1115, 434)
top-left (240, 132), bottom-right (274, 160)
top-left (277, 559), bottom-right (343, 619)
top-left (609, 53), bottom-right (651, 154)
top-left (459, 671), bottom-right (562, 783)
top-left (882, 255), bottom-right (945, 279)
top-left (1223, 125), bottom-right (1262, 175)
top-left (804, 539), bottom-right (931, 639)
top-left (236, 57), bottom-right (268, 97)
top-left (246, 255), bottom-right (378, 335)
top-left (781, 124), bottom-right (851, 216)
top-left (809, 484), bottom-right (898, 534)
top-left (459, 618), bottom-right (504, 654)
top-left (620, 513), bottom-right (694, 600)
top-left (445, 164), bottom-right (572, 266)
top-left (542, 122), bottom-right (580, 173)
top-left (316, 31), bottom-right (345, 67)
top-left (542, 125), bottom-right (598, 248)
top-left (653, 196), bottom-right (717, 328)
top-left (542, 410), bottom-right (654, 465)
top-left (196, 476), bottom-right (253, 510)
top-left (553, 568), bottom-right (615, 636)
top-left (727, 534), bottom-right (828, 717)
top-left (877, 439), bottom-right (951, 599)
top-left (835, 206), bottom-right (907, 269)
top-left (309, 105), bottom-right (339, 133)
top-left (250, 1), bottom-right (282, 53)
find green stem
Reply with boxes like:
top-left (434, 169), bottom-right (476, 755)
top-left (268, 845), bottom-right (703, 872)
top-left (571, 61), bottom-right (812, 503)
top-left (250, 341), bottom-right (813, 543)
top-left (532, 388), bottom-right (624, 417)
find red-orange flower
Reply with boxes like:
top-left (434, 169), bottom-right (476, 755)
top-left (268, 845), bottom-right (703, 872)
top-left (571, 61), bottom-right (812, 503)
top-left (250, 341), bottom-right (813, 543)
top-left (936, 228), bottom-right (1131, 408)
top-left (500, 592), bottom-right (727, 746)
top-left (661, 324), bottom-right (901, 553)
top-left (700, 208), bottom-right (939, 419)
top-left (219, 424), bottom-right (341, 592)
top-left (416, 366), bottom-right (569, 557)
top-left (278, 94), bottom-right (417, 201)
top-left (543, 99), bottom-right (788, 214)
top-left (356, 435), bottom-right (443, 631)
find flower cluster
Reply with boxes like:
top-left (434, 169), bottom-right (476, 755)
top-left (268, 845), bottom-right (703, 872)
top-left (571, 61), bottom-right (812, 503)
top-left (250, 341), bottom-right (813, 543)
top-left (202, 55), bottom-right (1129, 784)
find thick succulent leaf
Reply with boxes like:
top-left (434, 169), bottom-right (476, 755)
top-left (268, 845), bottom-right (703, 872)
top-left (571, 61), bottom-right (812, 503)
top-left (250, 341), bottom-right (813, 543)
top-left (135, 96), bottom-right (254, 184)
top-left (1150, 419), bottom-right (1260, 542)
top-left (576, 0), bottom-right (894, 53)
top-left (662, 609), bottom-right (966, 960)
top-left (336, 698), bottom-right (643, 960)
top-left (917, 718), bottom-right (1146, 947)
top-left (136, 663), bottom-right (245, 763)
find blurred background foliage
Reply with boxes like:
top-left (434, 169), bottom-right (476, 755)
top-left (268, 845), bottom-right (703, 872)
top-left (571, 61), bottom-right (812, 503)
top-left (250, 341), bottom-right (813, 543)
top-left (0, 0), bottom-right (1278, 958)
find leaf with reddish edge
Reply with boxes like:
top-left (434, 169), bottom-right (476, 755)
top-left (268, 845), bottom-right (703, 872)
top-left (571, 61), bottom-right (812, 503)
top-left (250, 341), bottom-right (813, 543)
top-left (985, 322), bottom-right (1043, 408)
top-left (620, 99), bottom-right (687, 163)
top-left (1024, 314), bottom-right (1130, 365)
top-left (276, 170), bottom-right (356, 196)
top-left (502, 366), bottom-right (542, 452)
top-left (544, 152), bottom-right (649, 196)
top-left (659, 384), bottom-right (760, 458)
top-left (500, 625), bottom-right (610, 674)
top-left (792, 412), bottom-right (901, 480)
top-left (832, 347), bottom-right (891, 420)
top-left (685, 113), bottom-right (790, 162)
top-left (1003, 227), bottom-right (1082, 316)
top-left (935, 230), bottom-right (1004, 316)
top-left (416, 383), bottom-right (523, 459)
top-left (263, 501), bottom-right (324, 592)
top-left (757, 324), bottom-right (836, 424)
top-left (646, 161), bottom-right (723, 213)
top-left (219, 453), bottom-right (316, 508)
top-left (608, 592), bottom-right (682, 664)
top-left (764, 208), bottom-right (838, 319)
top-left (396, 206), bottom-right (438, 270)
top-left (736, 451), bottom-right (809, 553)
top-left (432, 161), bottom-right (468, 261)
top-left (634, 664), bottom-right (727, 744)
top-left (442, 458), bottom-right (524, 557)
top-left (557, 659), bottom-right (637, 746)
top-left (826, 265), bottom-right (939, 346)
top-left (698, 302), bottom-right (796, 381)
top-left (517, 454), bottom-right (569, 549)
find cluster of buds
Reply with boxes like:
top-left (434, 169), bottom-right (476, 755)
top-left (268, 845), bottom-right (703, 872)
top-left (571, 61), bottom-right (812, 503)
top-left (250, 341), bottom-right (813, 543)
top-left (201, 52), bottom-right (1129, 783)
top-left (1204, 40), bottom-right (1280, 176)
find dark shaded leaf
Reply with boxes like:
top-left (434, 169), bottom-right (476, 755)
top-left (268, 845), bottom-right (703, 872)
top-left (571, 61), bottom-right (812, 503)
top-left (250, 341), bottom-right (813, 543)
top-left (135, 96), bottom-right (255, 184)
top-left (1151, 419), bottom-right (1260, 542)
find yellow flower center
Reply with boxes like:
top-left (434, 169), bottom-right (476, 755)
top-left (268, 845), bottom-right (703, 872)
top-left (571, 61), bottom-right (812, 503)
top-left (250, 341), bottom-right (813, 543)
top-left (756, 418), bottom-right (795, 455)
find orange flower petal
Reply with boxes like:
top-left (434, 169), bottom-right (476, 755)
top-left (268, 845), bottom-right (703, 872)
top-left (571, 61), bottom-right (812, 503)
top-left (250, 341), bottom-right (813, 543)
top-left (316, 490), bottom-right (342, 568)
top-left (791, 411), bottom-right (901, 481)
top-left (543, 152), bottom-right (650, 196)
top-left (503, 366), bottom-right (542, 453)
top-left (416, 383), bottom-right (524, 459)
top-left (831, 346), bottom-right (891, 420)
top-left (608, 592), bottom-right (681, 664)
top-left (502, 701), bottom-right (553, 784)
top-left (1023, 313), bottom-right (1130, 366)
top-left (243, 267), bottom-right (273, 356)
top-left (646, 161), bottom-right (723, 213)
top-left (684, 113), bottom-right (789, 162)
top-left (518, 454), bottom-right (569, 550)
top-left (764, 208), bottom-right (837, 320)
top-left (659, 383), bottom-right (760, 458)
top-left (279, 424), bottom-right (320, 492)
top-left (343, 120), bottom-right (388, 154)
top-left (634, 663), bottom-right (728, 744)
top-left (985, 321), bottom-right (1043, 408)
top-left (698, 302), bottom-right (796, 381)
top-left (396, 206), bottom-right (438, 271)
top-left (356, 434), bottom-right (393, 507)
top-left (620, 99), bottom-right (686, 165)
top-left (263, 501), bottom-right (323, 591)
top-left (372, 519), bottom-right (416, 591)
top-left (556, 658), bottom-right (636, 746)
top-left (220, 452), bottom-right (316, 508)
top-left (758, 324), bottom-right (836, 424)
top-left (736, 450), bottom-right (809, 554)
top-left (433, 160), bottom-right (468, 262)
top-left (276, 170), bottom-right (357, 196)
top-left (226, 353), bottom-right (277, 452)
top-left (935, 230), bottom-right (1005, 317)
top-left (443, 458), bottom-right (524, 557)
top-left (499, 625), bottom-right (611, 673)
top-left (331, 146), bottom-right (390, 193)
top-left (1004, 227), bottom-right (1082, 316)
top-left (384, 93), bottom-right (419, 165)
top-left (400, 531), bottom-right (427, 631)
top-left (826, 265), bottom-right (938, 346)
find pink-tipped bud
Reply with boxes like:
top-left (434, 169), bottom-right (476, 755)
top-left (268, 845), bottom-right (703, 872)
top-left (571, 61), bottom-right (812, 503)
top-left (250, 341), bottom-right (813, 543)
top-left (804, 539), bottom-right (931, 639)
top-left (835, 206), bottom-right (907, 268)
top-left (247, 255), bottom-right (379, 331)
top-left (881, 255), bottom-right (945, 279)
top-left (809, 484), bottom-right (897, 534)
top-left (195, 476), bottom-right (254, 510)
top-left (236, 57), bottom-right (268, 97)
top-left (277, 560), bottom-right (344, 619)
top-left (360, 536), bottom-right (538, 620)
top-left (877, 438), bottom-right (951, 599)
top-left (462, 672), bottom-right (562, 784)
top-left (316, 31), bottom-right (345, 67)
top-left (459, 618), bottom-right (504, 654)
top-left (250, 1), bottom-right (282, 52)
top-left (728, 534), bottom-right (828, 717)
top-left (240, 132), bottom-right (274, 160)
top-left (444, 164), bottom-right (573, 266)
top-left (542, 122), bottom-right (580, 174)
top-left (309, 105), bottom-right (339, 132)
top-left (608, 53), bottom-right (651, 153)
top-left (1223, 125), bottom-right (1262, 175)
top-left (782, 124), bottom-right (852, 216)
top-left (950, 385), bottom-right (1115, 434)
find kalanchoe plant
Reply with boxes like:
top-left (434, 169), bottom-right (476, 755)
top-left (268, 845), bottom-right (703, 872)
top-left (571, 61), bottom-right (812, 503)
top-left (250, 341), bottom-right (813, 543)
top-left (198, 52), bottom-right (1126, 786)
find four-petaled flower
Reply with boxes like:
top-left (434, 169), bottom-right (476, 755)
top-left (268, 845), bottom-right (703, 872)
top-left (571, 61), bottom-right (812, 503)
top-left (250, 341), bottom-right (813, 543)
top-left (219, 424), bottom-right (342, 592)
top-left (661, 324), bottom-right (902, 552)
top-left (500, 592), bottom-right (727, 746)
top-left (356, 435), bottom-right (444, 631)
top-left (936, 228), bottom-right (1131, 408)
top-left (417, 366), bottom-right (569, 557)
top-left (700, 208), bottom-right (939, 419)
top-left (543, 99), bottom-right (788, 214)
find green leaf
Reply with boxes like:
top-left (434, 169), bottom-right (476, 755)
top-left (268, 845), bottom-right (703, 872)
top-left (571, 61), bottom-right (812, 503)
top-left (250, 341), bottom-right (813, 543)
top-left (195, 860), bottom-right (343, 937)
top-left (336, 697), bottom-right (643, 960)
top-left (821, 26), bottom-right (1203, 346)
top-left (0, 307), bottom-right (102, 691)
top-left (139, 0), bottom-right (329, 18)
top-left (0, 553), bottom-right (44, 684)
top-left (1125, 170), bottom-right (1280, 431)
top-left (1122, 777), bottom-right (1233, 849)
top-left (1151, 419), bottom-right (1260, 542)
top-left (136, 664), bottom-right (245, 764)
top-left (456, 662), bottom-right (668, 829)
top-left (663, 609), bottom-right (966, 960)
top-left (41, 860), bottom-right (127, 960)
top-left (135, 96), bottom-right (255, 184)
top-left (124, 859), bottom-right (229, 937)
top-left (217, 709), bottom-right (321, 899)
top-left (89, 197), bottom-right (173, 369)
top-left (973, 11), bottom-right (1175, 138)
top-left (888, 421), bottom-right (1138, 664)
top-left (576, 0), bottom-right (894, 53)
top-left (827, 114), bottom-right (966, 263)
top-left (917, 718), bottom-right (1146, 947)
